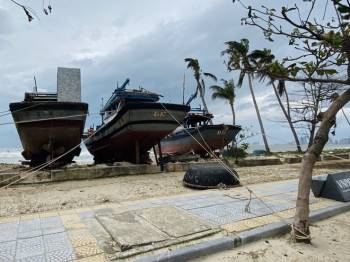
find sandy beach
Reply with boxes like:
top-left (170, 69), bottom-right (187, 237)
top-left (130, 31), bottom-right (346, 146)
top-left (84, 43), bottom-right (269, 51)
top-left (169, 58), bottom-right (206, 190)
top-left (195, 210), bottom-right (350, 262)
top-left (1, 160), bottom-right (350, 217)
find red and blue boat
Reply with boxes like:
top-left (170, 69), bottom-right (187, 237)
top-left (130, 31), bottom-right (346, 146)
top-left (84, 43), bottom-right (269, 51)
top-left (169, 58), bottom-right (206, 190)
top-left (160, 109), bottom-right (241, 157)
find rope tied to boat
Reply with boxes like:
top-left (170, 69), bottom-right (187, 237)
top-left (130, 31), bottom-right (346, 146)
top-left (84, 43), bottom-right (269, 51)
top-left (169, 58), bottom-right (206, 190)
top-left (245, 188), bottom-right (253, 213)
top-left (159, 102), bottom-right (290, 227)
top-left (0, 118), bottom-right (103, 189)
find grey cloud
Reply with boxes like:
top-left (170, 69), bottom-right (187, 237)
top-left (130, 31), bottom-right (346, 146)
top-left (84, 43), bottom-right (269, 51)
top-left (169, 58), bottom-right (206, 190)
top-left (0, 8), bottom-right (13, 35)
top-left (1, 0), bottom-right (349, 147)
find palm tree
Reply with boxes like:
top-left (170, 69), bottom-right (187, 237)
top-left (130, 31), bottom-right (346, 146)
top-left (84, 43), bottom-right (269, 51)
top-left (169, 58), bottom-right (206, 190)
top-left (222, 39), bottom-right (271, 154)
top-left (184, 58), bottom-right (217, 124)
top-left (249, 49), bottom-right (302, 153)
top-left (210, 79), bottom-right (237, 125)
top-left (272, 80), bottom-right (302, 153)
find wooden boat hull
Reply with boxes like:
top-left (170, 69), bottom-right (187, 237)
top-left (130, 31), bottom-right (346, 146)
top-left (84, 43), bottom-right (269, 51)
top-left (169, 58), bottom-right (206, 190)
top-left (85, 102), bottom-right (190, 163)
top-left (160, 124), bottom-right (241, 156)
top-left (9, 102), bottom-right (88, 166)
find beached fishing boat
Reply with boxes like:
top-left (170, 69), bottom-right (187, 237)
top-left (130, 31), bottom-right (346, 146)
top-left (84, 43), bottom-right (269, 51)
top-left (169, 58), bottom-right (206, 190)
top-left (9, 68), bottom-right (88, 166)
top-left (160, 109), bottom-right (241, 157)
top-left (85, 79), bottom-right (190, 164)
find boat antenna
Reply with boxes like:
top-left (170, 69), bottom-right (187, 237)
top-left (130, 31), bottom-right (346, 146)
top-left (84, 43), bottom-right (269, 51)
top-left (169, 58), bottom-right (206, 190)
top-left (100, 97), bottom-right (104, 123)
top-left (182, 73), bottom-right (186, 105)
top-left (100, 97), bottom-right (104, 111)
top-left (33, 76), bottom-right (38, 94)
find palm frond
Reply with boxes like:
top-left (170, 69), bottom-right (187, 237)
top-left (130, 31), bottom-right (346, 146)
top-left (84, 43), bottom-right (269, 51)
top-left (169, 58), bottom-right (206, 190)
top-left (203, 72), bottom-right (217, 81)
top-left (249, 49), bottom-right (274, 66)
top-left (223, 40), bottom-right (249, 56)
top-left (210, 85), bottom-right (224, 93)
top-left (210, 81), bottom-right (235, 103)
top-left (185, 57), bottom-right (201, 80)
top-left (184, 58), bottom-right (199, 70)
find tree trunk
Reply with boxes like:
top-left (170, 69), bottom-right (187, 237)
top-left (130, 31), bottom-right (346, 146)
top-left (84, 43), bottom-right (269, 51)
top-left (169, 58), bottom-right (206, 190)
top-left (248, 73), bottom-right (271, 154)
top-left (198, 82), bottom-right (213, 124)
top-left (230, 102), bottom-right (235, 125)
top-left (292, 88), bottom-right (350, 242)
top-left (229, 101), bottom-right (236, 147)
top-left (307, 121), bottom-right (317, 149)
top-left (272, 82), bottom-right (302, 153)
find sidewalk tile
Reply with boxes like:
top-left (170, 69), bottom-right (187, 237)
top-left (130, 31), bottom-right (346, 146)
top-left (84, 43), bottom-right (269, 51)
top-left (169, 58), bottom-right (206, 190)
top-left (16, 236), bottom-right (44, 260)
top-left (68, 230), bottom-right (97, 248)
top-left (0, 241), bottom-right (16, 260)
top-left (73, 254), bottom-right (108, 262)
top-left (46, 248), bottom-right (76, 262)
top-left (74, 244), bottom-right (103, 259)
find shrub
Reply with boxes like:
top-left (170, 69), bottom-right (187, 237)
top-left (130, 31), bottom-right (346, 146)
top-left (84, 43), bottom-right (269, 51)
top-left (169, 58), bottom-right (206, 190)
top-left (223, 143), bottom-right (249, 159)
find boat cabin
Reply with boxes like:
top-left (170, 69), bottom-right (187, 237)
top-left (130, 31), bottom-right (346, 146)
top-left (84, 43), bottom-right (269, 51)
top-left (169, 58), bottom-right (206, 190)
top-left (100, 79), bottom-right (161, 122)
top-left (183, 111), bottom-right (213, 128)
top-left (23, 67), bottom-right (81, 103)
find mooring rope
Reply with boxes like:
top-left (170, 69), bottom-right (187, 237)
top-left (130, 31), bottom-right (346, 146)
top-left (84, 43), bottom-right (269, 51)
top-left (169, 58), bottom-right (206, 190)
top-left (0, 103), bottom-right (51, 118)
top-left (0, 113), bottom-right (98, 126)
top-left (291, 224), bottom-right (311, 242)
top-left (159, 103), bottom-right (293, 228)
top-left (0, 159), bottom-right (51, 185)
top-left (0, 128), bottom-right (99, 189)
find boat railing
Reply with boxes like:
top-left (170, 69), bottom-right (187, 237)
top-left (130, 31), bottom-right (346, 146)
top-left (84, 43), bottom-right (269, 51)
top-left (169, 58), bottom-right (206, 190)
top-left (24, 92), bottom-right (58, 102)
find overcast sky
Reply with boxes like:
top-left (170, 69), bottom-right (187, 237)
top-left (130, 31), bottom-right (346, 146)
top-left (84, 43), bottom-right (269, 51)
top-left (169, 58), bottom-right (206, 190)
top-left (0, 0), bottom-right (349, 149)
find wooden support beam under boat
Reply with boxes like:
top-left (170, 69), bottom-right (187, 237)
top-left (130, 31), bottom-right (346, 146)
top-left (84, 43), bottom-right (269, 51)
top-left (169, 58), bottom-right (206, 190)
top-left (153, 145), bottom-right (159, 166)
top-left (135, 140), bottom-right (140, 164)
top-left (157, 141), bottom-right (164, 171)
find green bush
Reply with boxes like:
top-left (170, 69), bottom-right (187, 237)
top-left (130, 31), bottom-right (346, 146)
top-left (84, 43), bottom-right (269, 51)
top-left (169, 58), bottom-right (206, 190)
top-left (223, 143), bottom-right (249, 159)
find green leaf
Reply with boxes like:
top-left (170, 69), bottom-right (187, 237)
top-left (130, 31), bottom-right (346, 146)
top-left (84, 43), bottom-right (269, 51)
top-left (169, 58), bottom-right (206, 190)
top-left (323, 69), bottom-right (338, 75)
top-left (338, 5), bottom-right (350, 14)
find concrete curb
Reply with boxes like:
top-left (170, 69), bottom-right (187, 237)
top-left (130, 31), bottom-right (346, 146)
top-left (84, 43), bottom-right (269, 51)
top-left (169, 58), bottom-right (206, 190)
top-left (134, 237), bottom-right (236, 262)
top-left (236, 220), bottom-right (292, 246)
top-left (134, 202), bottom-right (350, 262)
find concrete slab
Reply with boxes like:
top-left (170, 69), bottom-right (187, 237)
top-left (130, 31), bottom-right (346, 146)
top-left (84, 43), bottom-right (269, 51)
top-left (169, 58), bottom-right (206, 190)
top-left (0, 232), bottom-right (17, 243)
top-left (134, 202), bottom-right (350, 262)
top-left (19, 219), bottom-right (41, 233)
top-left (82, 217), bottom-right (119, 254)
top-left (137, 206), bottom-right (212, 238)
top-left (96, 212), bottom-right (169, 251)
top-left (40, 216), bottom-right (63, 229)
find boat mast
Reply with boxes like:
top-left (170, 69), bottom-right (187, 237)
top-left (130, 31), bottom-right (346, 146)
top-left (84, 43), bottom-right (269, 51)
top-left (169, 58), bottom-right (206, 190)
top-left (182, 73), bottom-right (185, 105)
top-left (100, 97), bottom-right (104, 123)
top-left (33, 76), bottom-right (38, 94)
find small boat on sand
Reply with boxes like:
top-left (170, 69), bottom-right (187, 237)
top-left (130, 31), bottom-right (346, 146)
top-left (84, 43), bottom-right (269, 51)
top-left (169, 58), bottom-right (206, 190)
top-left (85, 79), bottom-right (190, 164)
top-left (9, 68), bottom-right (88, 166)
top-left (160, 109), bottom-right (241, 157)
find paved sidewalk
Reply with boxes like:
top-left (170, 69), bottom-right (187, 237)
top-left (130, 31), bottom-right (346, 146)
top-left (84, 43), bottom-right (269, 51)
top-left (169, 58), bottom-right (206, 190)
top-left (0, 178), bottom-right (341, 261)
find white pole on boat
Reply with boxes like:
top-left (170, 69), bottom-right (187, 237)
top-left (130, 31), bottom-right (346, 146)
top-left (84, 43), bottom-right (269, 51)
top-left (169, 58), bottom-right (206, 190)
top-left (33, 76), bottom-right (38, 94)
top-left (182, 73), bottom-right (186, 105)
